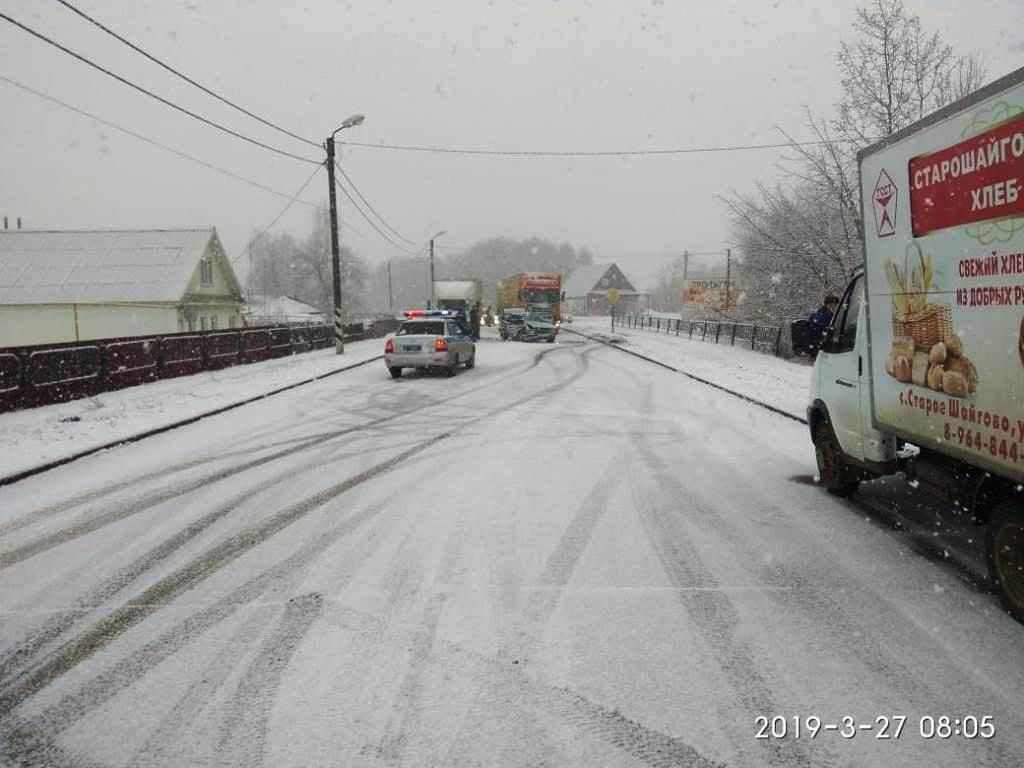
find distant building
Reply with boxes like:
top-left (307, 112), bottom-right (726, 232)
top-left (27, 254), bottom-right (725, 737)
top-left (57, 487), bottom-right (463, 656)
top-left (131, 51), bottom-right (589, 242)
top-left (563, 263), bottom-right (647, 316)
top-left (0, 228), bottom-right (244, 347)
top-left (245, 295), bottom-right (325, 326)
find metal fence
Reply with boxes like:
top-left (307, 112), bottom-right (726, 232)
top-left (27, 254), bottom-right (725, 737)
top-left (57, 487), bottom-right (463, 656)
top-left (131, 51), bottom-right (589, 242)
top-left (0, 318), bottom-right (398, 414)
top-left (613, 314), bottom-right (785, 357)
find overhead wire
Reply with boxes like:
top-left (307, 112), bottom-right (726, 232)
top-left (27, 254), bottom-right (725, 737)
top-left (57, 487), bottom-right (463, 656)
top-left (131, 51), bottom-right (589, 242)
top-left (0, 10), bottom-right (320, 165)
top-left (332, 162), bottom-right (417, 246)
top-left (233, 165), bottom-right (322, 264)
top-left (332, 177), bottom-right (419, 256)
top-left (337, 138), bottom-right (855, 158)
top-left (54, 0), bottom-right (320, 150)
top-left (0, 74), bottom-right (319, 208)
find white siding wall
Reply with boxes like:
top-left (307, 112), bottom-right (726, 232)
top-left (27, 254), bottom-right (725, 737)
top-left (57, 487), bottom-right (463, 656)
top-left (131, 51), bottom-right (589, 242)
top-left (0, 304), bottom-right (179, 347)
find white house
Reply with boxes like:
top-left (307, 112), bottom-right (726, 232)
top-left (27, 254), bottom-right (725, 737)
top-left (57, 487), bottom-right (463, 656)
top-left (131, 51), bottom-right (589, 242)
top-left (0, 228), bottom-right (245, 347)
top-left (245, 294), bottom-right (326, 326)
top-left (563, 263), bottom-right (647, 316)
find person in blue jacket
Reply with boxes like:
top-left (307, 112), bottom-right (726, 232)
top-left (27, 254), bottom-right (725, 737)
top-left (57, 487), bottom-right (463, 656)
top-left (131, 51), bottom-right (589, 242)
top-left (807, 295), bottom-right (840, 356)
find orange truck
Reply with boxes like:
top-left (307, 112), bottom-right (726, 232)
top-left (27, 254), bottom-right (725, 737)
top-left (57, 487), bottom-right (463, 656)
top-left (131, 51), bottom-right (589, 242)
top-left (496, 272), bottom-right (563, 324)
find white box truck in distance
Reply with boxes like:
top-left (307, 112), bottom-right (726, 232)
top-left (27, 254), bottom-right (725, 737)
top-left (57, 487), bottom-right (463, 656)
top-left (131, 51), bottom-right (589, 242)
top-left (810, 66), bottom-right (1024, 621)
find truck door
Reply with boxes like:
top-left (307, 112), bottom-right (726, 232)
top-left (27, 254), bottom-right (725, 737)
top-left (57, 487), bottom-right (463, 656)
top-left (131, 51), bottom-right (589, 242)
top-left (817, 276), bottom-right (866, 461)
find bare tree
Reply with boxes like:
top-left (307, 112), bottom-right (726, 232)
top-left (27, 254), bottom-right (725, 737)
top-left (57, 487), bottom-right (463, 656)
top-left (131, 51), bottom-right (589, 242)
top-left (725, 0), bottom-right (985, 323)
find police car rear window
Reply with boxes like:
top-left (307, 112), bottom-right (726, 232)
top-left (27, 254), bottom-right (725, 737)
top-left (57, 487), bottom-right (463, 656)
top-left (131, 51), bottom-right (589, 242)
top-left (397, 321), bottom-right (445, 336)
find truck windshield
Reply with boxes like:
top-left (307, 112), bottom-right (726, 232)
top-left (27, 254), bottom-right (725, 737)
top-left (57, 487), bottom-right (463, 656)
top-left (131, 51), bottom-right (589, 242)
top-left (519, 288), bottom-right (560, 304)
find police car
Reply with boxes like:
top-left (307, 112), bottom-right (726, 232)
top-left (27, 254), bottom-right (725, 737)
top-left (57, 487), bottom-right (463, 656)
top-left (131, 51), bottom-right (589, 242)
top-left (384, 310), bottom-right (476, 378)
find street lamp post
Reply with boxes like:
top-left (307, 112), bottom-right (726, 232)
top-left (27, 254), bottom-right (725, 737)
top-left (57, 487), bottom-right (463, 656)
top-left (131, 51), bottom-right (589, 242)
top-left (325, 113), bottom-right (365, 354)
top-left (428, 230), bottom-right (446, 308)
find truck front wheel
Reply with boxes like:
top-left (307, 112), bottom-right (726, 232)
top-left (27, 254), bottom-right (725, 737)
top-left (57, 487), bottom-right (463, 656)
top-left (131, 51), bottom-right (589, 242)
top-left (987, 501), bottom-right (1024, 622)
top-left (814, 422), bottom-right (859, 497)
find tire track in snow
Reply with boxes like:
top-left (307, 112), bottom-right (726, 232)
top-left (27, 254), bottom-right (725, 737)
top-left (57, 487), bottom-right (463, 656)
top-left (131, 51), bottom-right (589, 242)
top-left (1, 344), bottom-right (596, 761)
top-left (434, 374), bottom-right (625, 766)
top-left (0, 436), bottom-right (403, 684)
top-left (626, 380), bottom-right (814, 768)
top-left (646, 433), bottom-right (1024, 768)
top-left (438, 640), bottom-right (725, 768)
top-left (214, 592), bottom-right (326, 768)
top-left (0, 343), bottom-right (583, 556)
top-left (0, 433), bottom-right (450, 720)
top-left (0, 492), bottom-right (402, 766)
top-left (125, 608), bottom-right (272, 768)
top-left (0, 432), bottom-right (325, 539)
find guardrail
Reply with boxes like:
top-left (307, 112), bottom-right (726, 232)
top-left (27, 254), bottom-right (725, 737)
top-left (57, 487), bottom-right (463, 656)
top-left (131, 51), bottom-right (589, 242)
top-left (0, 319), bottom-right (397, 414)
top-left (613, 314), bottom-right (785, 357)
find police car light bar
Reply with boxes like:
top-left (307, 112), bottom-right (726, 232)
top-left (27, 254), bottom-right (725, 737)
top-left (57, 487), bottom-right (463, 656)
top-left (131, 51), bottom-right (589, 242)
top-left (403, 309), bottom-right (462, 317)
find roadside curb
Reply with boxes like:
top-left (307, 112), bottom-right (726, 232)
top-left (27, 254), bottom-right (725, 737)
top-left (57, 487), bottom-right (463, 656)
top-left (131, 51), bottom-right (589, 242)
top-left (0, 354), bottom-right (383, 488)
top-left (563, 327), bottom-right (807, 425)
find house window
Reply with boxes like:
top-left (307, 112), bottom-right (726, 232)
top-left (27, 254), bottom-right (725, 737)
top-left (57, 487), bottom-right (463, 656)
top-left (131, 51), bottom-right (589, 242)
top-left (200, 256), bottom-right (214, 286)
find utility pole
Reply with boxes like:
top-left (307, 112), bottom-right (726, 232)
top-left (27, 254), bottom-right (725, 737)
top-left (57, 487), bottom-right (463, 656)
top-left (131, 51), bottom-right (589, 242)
top-left (682, 249), bottom-right (689, 281)
top-left (427, 231), bottom-right (446, 309)
top-left (325, 113), bottom-right (365, 354)
top-left (387, 260), bottom-right (394, 312)
top-left (428, 238), bottom-right (435, 309)
top-left (725, 248), bottom-right (732, 311)
top-left (325, 137), bottom-right (344, 353)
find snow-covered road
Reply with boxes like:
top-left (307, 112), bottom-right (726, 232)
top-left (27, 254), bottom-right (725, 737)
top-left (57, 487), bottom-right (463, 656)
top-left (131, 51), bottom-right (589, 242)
top-left (1, 330), bottom-right (1022, 767)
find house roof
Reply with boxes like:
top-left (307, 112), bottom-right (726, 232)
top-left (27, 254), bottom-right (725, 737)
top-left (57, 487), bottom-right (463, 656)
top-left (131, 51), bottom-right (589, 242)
top-left (246, 295), bottom-right (324, 319)
top-left (565, 266), bottom-right (643, 299)
top-left (0, 228), bottom-right (230, 305)
top-left (564, 263), bottom-right (616, 297)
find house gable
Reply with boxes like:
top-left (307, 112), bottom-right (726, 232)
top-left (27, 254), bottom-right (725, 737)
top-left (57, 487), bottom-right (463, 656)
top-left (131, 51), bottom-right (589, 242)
top-left (591, 264), bottom-right (636, 293)
top-left (183, 230), bottom-right (244, 303)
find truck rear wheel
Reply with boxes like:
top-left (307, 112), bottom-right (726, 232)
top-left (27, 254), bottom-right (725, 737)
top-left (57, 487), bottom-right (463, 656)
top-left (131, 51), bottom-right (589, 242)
top-left (987, 501), bottom-right (1024, 622)
top-left (814, 422), bottom-right (859, 497)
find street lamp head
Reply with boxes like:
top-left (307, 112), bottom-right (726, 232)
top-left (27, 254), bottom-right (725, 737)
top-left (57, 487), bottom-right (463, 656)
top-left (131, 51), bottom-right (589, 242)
top-left (432, 230), bottom-right (447, 241)
top-left (332, 114), bottom-right (366, 137)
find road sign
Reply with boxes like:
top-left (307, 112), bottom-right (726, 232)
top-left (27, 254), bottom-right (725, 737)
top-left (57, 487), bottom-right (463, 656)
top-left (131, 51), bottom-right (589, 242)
top-left (607, 288), bottom-right (621, 305)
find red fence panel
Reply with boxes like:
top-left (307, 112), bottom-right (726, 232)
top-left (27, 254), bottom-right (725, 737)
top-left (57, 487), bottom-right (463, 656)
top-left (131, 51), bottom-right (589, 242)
top-left (241, 329), bottom-right (271, 363)
top-left (268, 328), bottom-right (292, 359)
top-left (104, 339), bottom-right (160, 390)
top-left (161, 335), bottom-right (204, 379)
top-left (205, 332), bottom-right (241, 371)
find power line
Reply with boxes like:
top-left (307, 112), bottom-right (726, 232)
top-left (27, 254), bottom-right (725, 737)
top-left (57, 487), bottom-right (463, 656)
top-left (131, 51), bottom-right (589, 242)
top-left (337, 138), bottom-right (852, 158)
top-left (0, 74), bottom-right (319, 208)
top-left (0, 10), bottom-right (320, 165)
top-left (333, 162), bottom-right (416, 246)
top-left (333, 177), bottom-right (418, 256)
top-left (233, 165), bottom-right (322, 264)
top-left (54, 0), bottom-right (320, 150)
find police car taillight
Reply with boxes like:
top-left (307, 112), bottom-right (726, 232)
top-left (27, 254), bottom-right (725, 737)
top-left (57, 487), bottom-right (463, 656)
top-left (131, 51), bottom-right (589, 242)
top-left (385, 338), bottom-right (394, 353)
top-left (435, 338), bottom-right (448, 352)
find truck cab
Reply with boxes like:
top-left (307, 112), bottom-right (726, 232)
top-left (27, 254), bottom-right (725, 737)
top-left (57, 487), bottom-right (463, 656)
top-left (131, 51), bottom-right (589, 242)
top-left (808, 270), bottom-right (897, 495)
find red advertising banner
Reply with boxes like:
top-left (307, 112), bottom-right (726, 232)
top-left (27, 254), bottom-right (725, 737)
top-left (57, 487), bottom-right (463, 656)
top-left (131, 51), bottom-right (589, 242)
top-left (909, 111), bottom-right (1024, 236)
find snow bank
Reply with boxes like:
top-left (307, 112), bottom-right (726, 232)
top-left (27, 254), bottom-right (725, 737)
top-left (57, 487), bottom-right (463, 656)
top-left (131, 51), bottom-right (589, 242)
top-left (568, 317), bottom-right (812, 419)
top-left (0, 339), bottom-right (384, 479)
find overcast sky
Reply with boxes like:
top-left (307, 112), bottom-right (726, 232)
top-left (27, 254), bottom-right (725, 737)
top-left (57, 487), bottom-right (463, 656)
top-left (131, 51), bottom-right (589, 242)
top-left (1, 0), bottom-right (1021, 289)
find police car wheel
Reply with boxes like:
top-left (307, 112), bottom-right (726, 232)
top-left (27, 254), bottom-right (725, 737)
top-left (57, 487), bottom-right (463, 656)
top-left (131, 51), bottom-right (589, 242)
top-left (464, 353), bottom-right (475, 369)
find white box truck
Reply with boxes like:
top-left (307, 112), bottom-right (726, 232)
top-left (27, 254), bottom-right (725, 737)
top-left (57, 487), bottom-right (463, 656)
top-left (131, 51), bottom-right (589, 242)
top-left (432, 279), bottom-right (482, 313)
top-left (809, 66), bottom-right (1024, 620)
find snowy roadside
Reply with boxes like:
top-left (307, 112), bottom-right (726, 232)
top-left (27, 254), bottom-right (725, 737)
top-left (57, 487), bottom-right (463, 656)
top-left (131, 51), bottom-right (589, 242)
top-left (567, 317), bottom-right (812, 420)
top-left (0, 338), bottom-right (384, 480)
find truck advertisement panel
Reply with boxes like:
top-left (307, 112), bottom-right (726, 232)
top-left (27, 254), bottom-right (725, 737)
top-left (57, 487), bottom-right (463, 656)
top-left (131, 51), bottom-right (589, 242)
top-left (860, 72), bottom-right (1024, 479)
